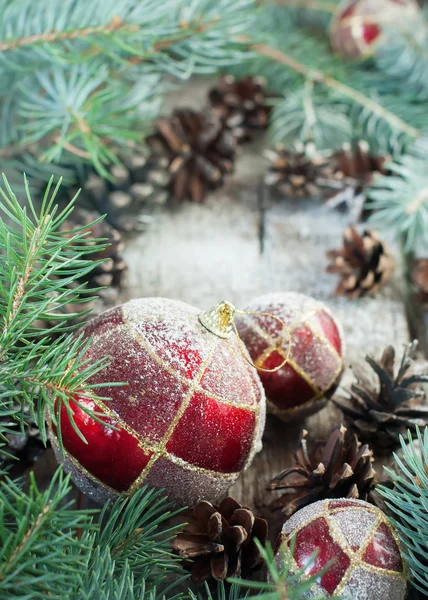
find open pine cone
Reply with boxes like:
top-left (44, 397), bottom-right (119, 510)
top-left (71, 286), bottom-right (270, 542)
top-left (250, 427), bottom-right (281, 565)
top-left (35, 209), bottom-right (126, 333)
top-left (147, 109), bottom-right (237, 203)
top-left (57, 142), bottom-right (169, 234)
top-left (264, 145), bottom-right (334, 198)
top-left (61, 209), bottom-right (127, 305)
top-left (76, 143), bottom-right (169, 233)
top-left (171, 497), bottom-right (268, 584)
top-left (321, 141), bottom-right (389, 222)
top-left (326, 227), bottom-right (395, 298)
top-left (334, 342), bottom-right (428, 451)
top-left (208, 75), bottom-right (271, 142)
top-left (268, 425), bottom-right (376, 517)
top-left (413, 259), bottom-right (428, 306)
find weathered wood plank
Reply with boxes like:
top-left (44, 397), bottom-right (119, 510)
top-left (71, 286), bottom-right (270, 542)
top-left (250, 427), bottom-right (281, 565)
top-left (122, 79), bottom-right (409, 542)
top-left (30, 79), bottom-right (410, 543)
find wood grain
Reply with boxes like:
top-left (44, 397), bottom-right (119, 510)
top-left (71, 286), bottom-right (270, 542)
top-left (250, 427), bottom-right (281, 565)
top-left (122, 79), bottom-right (410, 541)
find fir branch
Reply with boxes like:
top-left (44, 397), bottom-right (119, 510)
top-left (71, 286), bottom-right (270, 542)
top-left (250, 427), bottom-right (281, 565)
top-left (247, 41), bottom-right (419, 141)
top-left (378, 427), bottom-right (428, 596)
top-left (0, 175), bottom-right (119, 450)
top-left (229, 540), bottom-right (331, 600)
top-left (368, 136), bottom-right (428, 252)
top-left (0, 470), bottom-right (186, 600)
top-left (0, 469), bottom-right (96, 598)
top-left (0, 0), bottom-right (256, 180)
top-left (231, 5), bottom-right (427, 156)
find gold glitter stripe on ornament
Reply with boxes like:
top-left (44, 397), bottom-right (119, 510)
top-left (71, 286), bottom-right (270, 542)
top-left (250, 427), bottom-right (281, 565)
top-left (127, 337), bottom-right (221, 495)
top-left (241, 309), bottom-right (331, 397)
top-left (325, 501), bottom-right (407, 596)
top-left (163, 451), bottom-right (240, 480)
top-left (254, 341), bottom-right (322, 397)
top-left (225, 339), bottom-right (261, 470)
top-left (284, 499), bottom-right (407, 592)
top-left (89, 395), bottom-right (158, 454)
top-left (121, 318), bottom-right (257, 414)
top-left (302, 318), bottom-right (343, 364)
top-left (328, 505), bottom-right (378, 516)
top-left (240, 307), bottom-right (321, 349)
top-left (50, 428), bottom-right (120, 498)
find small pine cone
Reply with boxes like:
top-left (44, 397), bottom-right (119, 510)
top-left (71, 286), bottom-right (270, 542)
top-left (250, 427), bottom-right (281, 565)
top-left (208, 75), bottom-right (272, 143)
top-left (171, 497), bottom-right (268, 584)
top-left (147, 109), bottom-right (237, 203)
top-left (64, 143), bottom-right (169, 233)
top-left (413, 259), bottom-right (428, 305)
top-left (334, 341), bottom-right (428, 452)
top-left (61, 208), bottom-right (127, 305)
top-left (35, 209), bottom-right (127, 334)
top-left (267, 425), bottom-right (376, 517)
top-left (321, 141), bottom-right (389, 222)
top-left (326, 226), bottom-right (395, 298)
top-left (264, 145), bottom-right (334, 199)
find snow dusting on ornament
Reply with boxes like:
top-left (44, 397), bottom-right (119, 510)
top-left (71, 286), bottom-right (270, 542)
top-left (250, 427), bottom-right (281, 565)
top-left (236, 292), bottom-right (344, 422)
top-left (277, 498), bottom-right (407, 599)
top-left (49, 297), bottom-right (266, 505)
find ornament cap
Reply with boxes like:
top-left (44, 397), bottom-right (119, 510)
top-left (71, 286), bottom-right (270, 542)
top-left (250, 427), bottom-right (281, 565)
top-left (199, 301), bottom-right (236, 339)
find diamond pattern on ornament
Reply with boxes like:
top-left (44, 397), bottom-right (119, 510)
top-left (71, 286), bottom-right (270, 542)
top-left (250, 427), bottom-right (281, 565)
top-left (289, 324), bottom-right (342, 391)
top-left (81, 326), bottom-right (190, 443)
top-left (166, 391), bottom-right (257, 472)
top-left (283, 499), bottom-right (406, 598)
top-left (199, 340), bottom-right (257, 407)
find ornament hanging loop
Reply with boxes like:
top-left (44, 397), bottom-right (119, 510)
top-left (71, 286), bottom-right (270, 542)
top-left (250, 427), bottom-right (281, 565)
top-left (199, 302), bottom-right (291, 373)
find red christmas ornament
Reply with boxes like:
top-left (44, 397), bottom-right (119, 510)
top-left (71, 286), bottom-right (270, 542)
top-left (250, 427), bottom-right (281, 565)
top-left (49, 298), bottom-right (266, 505)
top-left (330, 0), bottom-right (419, 59)
top-left (277, 498), bottom-right (407, 598)
top-left (235, 292), bottom-right (344, 422)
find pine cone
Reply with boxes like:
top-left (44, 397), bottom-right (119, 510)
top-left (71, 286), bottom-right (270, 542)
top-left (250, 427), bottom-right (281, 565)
top-left (208, 75), bottom-right (271, 143)
top-left (326, 227), bottom-right (395, 298)
top-left (171, 497), bottom-right (268, 584)
top-left (321, 141), bottom-right (389, 222)
top-left (35, 209), bottom-right (127, 333)
top-left (334, 342), bottom-right (428, 451)
top-left (147, 109), bottom-right (237, 203)
top-left (413, 259), bottom-right (428, 305)
top-left (264, 145), bottom-right (335, 198)
top-left (61, 209), bottom-right (127, 304)
top-left (67, 143), bottom-right (169, 233)
top-left (268, 425), bottom-right (376, 517)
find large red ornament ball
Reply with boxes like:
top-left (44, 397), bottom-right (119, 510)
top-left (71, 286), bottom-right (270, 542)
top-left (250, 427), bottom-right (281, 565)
top-left (277, 498), bottom-right (407, 599)
top-left (49, 298), bottom-right (266, 506)
top-left (330, 0), bottom-right (419, 59)
top-left (235, 292), bottom-right (344, 422)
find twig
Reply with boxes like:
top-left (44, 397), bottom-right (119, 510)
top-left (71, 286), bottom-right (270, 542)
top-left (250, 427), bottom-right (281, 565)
top-left (406, 184), bottom-right (428, 214)
top-left (0, 15), bottom-right (135, 52)
top-left (0, 503), bottom-right (51, 580)
top-left (244, 39), bottom-right (420, 139)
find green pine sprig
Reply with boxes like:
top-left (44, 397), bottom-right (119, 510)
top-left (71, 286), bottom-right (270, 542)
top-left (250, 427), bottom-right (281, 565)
top-left (229, 540), bottom-right (331, 600)
top-left (378, 427), bottom-right (428, 596)
top-left (0, 0), bottom-right (257, 184)
top-left (0, 468), bottom-right (186, 600)
top-left (0, 175), bottom-right (120, 455)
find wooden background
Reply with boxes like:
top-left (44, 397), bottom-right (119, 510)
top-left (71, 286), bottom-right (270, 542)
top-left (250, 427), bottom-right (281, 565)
top-left (33, 79), bottom-right (414, 545)
top-left (122, 80), bottom-right (411, 540)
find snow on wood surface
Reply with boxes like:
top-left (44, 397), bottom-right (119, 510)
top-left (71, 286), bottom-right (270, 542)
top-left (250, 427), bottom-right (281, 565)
top-left (123, 80), bottom-right (409, 534)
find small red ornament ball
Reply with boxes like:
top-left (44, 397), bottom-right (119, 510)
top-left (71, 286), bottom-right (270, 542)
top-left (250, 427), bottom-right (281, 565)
top-left (50, 298), bottom-right (266, 506)
top-left (330, 0), bottom-right (419, 59)
top-left (235, 292), bottom-right (344, 422)
top-left (277, 498), bottom-right (407, 599)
